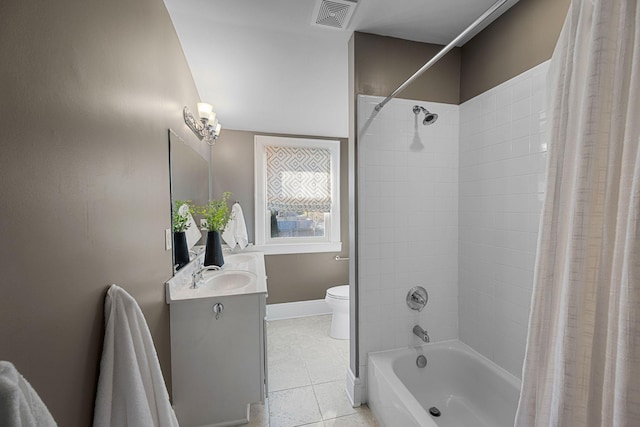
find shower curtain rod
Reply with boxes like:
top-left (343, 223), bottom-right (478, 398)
top-left (375, 0), bottom-right (512, 112)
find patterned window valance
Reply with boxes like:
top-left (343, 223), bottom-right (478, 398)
top-left (266, 145), bottom-right (332, 213)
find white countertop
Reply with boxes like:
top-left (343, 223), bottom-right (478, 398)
top-left (166, 250), bottom-right (267, 304)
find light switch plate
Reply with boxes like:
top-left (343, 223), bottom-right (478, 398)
top-left (165, 229), bottom-right (172, 250)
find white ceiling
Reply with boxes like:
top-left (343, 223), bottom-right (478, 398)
top-left (164, 0), bottom-right (519, 138)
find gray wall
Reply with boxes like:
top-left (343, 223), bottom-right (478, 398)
top-left (0, 0), bottom-right (204, 425)
top-left (211, 130), bottom-right (349, 304)
top-left (0, 0), bottom-right (573, 424)
top-left (353, 32), bottom-right (461, 104)
top-left (352, 0), bottom-right (570, 106)
top-left (460, 0), bottom-right (571, 102)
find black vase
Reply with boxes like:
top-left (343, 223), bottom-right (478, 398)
top-left (204, 230), bottom-right (224, 267)
top-left (173, 231), bottom-right (189, 271)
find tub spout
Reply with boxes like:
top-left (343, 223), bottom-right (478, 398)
top-left (413, 325), bottom-right (430, 343)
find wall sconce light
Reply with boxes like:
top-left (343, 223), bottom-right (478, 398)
top-left (183, 102), bottom-right (222, 145)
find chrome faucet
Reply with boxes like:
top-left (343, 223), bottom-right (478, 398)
top-left (413, 325), bottom-right (430, 343)
top-left (406, 287), bottom-right (428, 312)
top-left (411, 292), bottom-right (426, 306)
top-left (190, 260), bottom-right (221, 288)
top-left (191, 263), bottom-right (204, 289)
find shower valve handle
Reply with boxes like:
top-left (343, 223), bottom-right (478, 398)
top-left (406, 286), bottom-right (428, 312)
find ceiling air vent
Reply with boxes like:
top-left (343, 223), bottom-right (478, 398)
top-left (311, 0), bottom-right (357, 30)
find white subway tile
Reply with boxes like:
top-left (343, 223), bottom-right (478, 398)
top-left (495, 104), bottom-right (513, 127)
top-left (511, 116), bottom-right (531, 140)
top-left (358, 68), bottom-right (548, 385)
top-left (495, 85), bottom-right (512, 107)
top-left (494, 123), bottom-right (511, 144)
top-left (457, 63), bottom-right (548, 371)
top-left (512, 97), bottom-right (531, 120)
top-left (512, 76), bottom-right (532, 102)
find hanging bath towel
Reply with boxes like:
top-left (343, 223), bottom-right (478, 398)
top-left (222, 202), bottom-right (249, 250)
top-left (0, 361), bottom-right (57, 427)
top-left (179, 203), bottom-right (202, 249)
top-left (93, 285), bottom-right (179, 427)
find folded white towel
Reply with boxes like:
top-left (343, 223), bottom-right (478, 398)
top-left (179, 204), bottom-right (202, 249)
top-left (0, 361), bottom-right (57, 427)
top-left (222, 202), bottom-right (249, 250)
top-left (93, 285), bottom-right (179, 427)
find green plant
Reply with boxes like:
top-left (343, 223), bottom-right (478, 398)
top-left (198, 192), bottom-right (232, 232)
top-left (172, 200), bottom-right (192, 232)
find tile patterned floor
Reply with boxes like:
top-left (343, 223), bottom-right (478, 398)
top-left (243, 315), bottom-right (379, 427)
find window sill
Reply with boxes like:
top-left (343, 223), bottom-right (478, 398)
top-left (253, 242), bottom-right (342, 255)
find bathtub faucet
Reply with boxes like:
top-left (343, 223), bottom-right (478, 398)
top-left (413, 325), bottom-right (430, 343)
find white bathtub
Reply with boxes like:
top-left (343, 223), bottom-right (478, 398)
top-left (367, 340), bottom-right (521, 427)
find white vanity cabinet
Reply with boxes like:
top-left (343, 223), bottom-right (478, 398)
top-left (166, 252), bottom-right (267, 427)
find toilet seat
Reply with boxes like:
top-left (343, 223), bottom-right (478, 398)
top-left (326, 285), bottom-right (349, 300)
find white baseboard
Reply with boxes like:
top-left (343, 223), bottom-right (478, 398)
top-left (346, 367), bottom-right (363, 407)
top-left (266, 299), bottom-right (331, 321)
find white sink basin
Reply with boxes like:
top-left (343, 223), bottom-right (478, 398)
top-left (166, 250), bottom-right (267, 303)
top-left (202, 270), bottom-right (256, 291)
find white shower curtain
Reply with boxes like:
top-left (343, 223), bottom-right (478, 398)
top-left (515, 0), bottom-right (640, 426)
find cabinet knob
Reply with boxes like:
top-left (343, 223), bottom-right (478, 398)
top-left (212, 302), bottom-right (224, 320)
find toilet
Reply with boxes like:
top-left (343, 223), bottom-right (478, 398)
top-left (325, 285), bottom-right (350, 340)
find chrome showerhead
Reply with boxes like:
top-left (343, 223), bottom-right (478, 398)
top-left (423, 112), bottom-right (438, 125)
top-left (412, 105), bottom-right (438, 125)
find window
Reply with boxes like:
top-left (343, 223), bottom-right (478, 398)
top-left (255, 135), bottom-right (341, 254)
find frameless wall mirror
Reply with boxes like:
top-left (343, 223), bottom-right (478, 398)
top-left (168, 129), bottom-right (210, 272)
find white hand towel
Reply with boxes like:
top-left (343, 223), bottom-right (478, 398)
top-left (232, 203), bottom-right (249, 249)
top-left (93, 285), bottom-right (179, 427)
top-left (0, 361), bottom-right (57, 427)
top-left (178, 204), bottom-right (202, 249)
top-left (221, 213), bottom-right (237, 249)
top-left (222, 202), bottom-right (249, 250)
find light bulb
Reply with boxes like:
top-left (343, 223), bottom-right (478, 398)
top-left (197, 102), bottom-right (213, 119)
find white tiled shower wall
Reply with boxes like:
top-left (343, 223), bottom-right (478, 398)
top-left (459, 61), bottom-right (549, 378)
top-left (357, 95), bottom-right (460, 392)
top-left (357, 61), bottom-right (550, 396)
